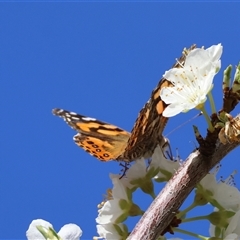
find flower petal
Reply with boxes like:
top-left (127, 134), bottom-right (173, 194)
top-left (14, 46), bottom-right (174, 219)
top-left (58, 224), bottom-right (82, 240)
top-left (26, 219), bottom-right (53, 240)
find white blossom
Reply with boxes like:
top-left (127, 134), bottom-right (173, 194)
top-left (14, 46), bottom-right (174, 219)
top-left (26, 219), bottom-right (82, 240)
top-left (160, 44), bottom-right (222, 117)
top-left (96, 199), bottom-right (126, 225)
top-left (96, 175), bottom-right (133, 225)
top-left (96, 223), bottom-right (128, 240)
top-left (58, 224), bottom-right (82, 240)
top-left (225, 210), bottom-right (240, 236)
top-left (200, 171), bottom-right (240, 211)
top-left (26, 219), bottom-right (53, 240)
top-left (152, 146), bottom-right (181, 182)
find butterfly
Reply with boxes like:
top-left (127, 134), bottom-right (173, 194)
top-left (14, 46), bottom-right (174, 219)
top-left (53, 45), bottom-right (196, 162)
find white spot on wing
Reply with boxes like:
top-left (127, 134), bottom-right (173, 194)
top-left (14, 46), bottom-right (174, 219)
top-left (82, 117), bottom-right (96, 121)
top-left (69, 111), bottom-right (78, 115)
top-left (70, 116), bottom-right (82, 121)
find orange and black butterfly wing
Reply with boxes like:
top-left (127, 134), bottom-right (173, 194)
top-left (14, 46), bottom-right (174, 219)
top-left (118, 45), bottom-right (197, 161)
top-left (52, 109), bottom-right (131, 161)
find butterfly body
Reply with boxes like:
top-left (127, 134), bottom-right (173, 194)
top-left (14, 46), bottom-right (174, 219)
top-left (53, 45), bottom-right (196, 162)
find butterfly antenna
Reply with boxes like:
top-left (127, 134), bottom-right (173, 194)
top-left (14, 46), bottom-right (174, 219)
top-left (176, 58), bottom-right (184, 68)
top-left (175, 44), bottom-right (197, 68)
top-left (165, 112), bottom-right (202, 137)
top-left (119, 162), bottom-right (131, 179)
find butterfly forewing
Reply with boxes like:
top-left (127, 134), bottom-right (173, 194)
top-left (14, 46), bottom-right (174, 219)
top-left (53, 108), bottom-right (131, 161)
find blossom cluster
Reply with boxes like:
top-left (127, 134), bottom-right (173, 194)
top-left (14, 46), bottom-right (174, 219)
top-left (26, 44), bottom-right (240, 240)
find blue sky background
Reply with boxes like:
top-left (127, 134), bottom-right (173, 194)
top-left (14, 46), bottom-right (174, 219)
top-left (1, 2), bottom-right (240, 239)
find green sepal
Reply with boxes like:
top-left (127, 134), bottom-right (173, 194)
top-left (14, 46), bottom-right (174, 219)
top-left (36, 226), bottom-right (61, 240)
top-left (223, 65), bottom-right (232, 91)
top-left (232, 63), bottom-right (240, 95)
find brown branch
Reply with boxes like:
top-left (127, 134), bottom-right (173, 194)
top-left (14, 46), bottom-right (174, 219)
top-left (127, 141), bottom-right (239, 240)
